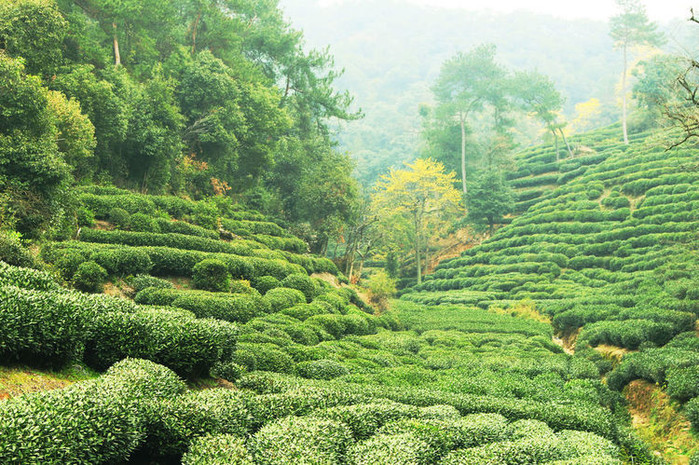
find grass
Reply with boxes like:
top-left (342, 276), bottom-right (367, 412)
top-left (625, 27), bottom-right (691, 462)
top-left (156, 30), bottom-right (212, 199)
top-left (625, 380), bottom-right (698, 465)
top-left (0, 364), bottom-right (98, 401)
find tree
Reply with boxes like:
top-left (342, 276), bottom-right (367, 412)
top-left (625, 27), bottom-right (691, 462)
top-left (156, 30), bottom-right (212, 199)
top-left (465, 170), bottom-right (514, 232)
top-left (50, 65), bottom-right (129, 179)
top-left (0, 0), bottom-right (68, 78)
top-left (431, 44), bottom-right (505, 193)
top-left (122, 68), bottom-right (183, 193)
top-left (371, 159), bottom-right (461, 284)
top-left (0, 53), bottom-right (74, 237)
top-left (632, 54), bottom-right (687, 127)
top-left (609, 0), bottom-right (664, 144)
top-left (514, 70), bottom-right (571, 160)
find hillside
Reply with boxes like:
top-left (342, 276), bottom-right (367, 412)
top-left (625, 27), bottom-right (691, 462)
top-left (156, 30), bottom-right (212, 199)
top-left (405, 126), bottom-right (699, 461)
top-left (0, 180), bottom-right (676, 464)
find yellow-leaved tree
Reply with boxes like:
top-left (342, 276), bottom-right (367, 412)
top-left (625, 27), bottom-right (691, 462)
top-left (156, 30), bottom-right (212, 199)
top-left (371, 158), bottom-right (461, 284)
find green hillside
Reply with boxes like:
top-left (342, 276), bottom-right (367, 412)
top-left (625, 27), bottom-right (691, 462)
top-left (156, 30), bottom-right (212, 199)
top-left (404, 126), bottom-right (699, 459)
top-left (0, 175), bottom-right (678, 463)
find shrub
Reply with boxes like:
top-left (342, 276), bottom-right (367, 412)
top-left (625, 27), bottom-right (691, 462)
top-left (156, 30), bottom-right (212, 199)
top-left (366, 270), bottom-right (397, 309)
top-left (76, 206), bottom-right (95, 227)
top-left (250, 416), bottom-right (353, 465)
top-left (556, 430), bottom-right (619, 459)
top-left (85, 310), bottom-right (237, 378)
top-left (0, 358), bottom-right (182, 464)
top-left (192, 258), bottom-right (232, 292)
top-left (253, 275), bottom-right (281, 294)
top-left (0, 286), bottom-right (86, 366)
top-left (233, 343), bottom-right (295, 374)
top-left (72, 260), bottom-right (107, 293)
top-left (685, 397), bottom-right (699, 430)
top-left (281, 273), bottom-right (316, 302)
top-left (108, 207), bottom-right (131, 229)
top-left (128, 274), bottom-right (173, 295)
top-left (264, 287), bottom-right (307, 313)
top-left (130, 212), bottom-right (161, 233)
top-left (171, 292), bottom-right (267, 323)
top-left (144, 389), bottom-right (251, 459)
top-left (0, 261), bottom-right (62, 291)
top-left (0, 231), bottom-right (36, 268)
top-left (375, 414), bottom-right (507, 456)
top-left (297, 359), bottom-right (350, 380)
top-left (93, 248), bottom-right (153, 276)
top-left (347, 432), bottom-right (434, 465)
top-left (315, 292), bottom-right (349, 313)
top-left (281, 303), bottom-right (329, 321)
top-left (182, 434), bottom-right (253, 465)
top-left (210, 361), bottom-right (245, 382)
top-left (666, 366), bottom-right (699, 402)
top-left (313, 402), bottom-right (422, 440)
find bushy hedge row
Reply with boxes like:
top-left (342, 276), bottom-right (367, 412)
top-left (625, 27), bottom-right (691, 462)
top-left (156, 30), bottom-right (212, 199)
top-left (0, 359), bottom-right (186, 464)
top-left (0, 260), bottom-right (63, 291)
top-left (0, 268), bottom-right (238, 376)
top-left (135, 287), bottom-right (268, 323)
top-left (43, 242), bottom-right (307, 281)
top-left (221, 218), bottom-right (287, 237)
top-left (85, 309), bottom-right (237, 377)
top-left (79, 228), bottom-right (261, 256)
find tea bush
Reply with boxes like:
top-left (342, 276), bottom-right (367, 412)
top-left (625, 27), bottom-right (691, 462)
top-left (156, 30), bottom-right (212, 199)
top-left (72, 260), bottom-right (107, 293)
top-left (182, 434), bottom-right (253, 465)
top-left (251, 416), bottom-right (353, 465)
top-left (192, 258), bottom-right (232, 292)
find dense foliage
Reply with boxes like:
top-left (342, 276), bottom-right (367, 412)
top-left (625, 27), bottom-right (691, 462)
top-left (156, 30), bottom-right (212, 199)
top-left (0, 0), bottom-right (360, 248)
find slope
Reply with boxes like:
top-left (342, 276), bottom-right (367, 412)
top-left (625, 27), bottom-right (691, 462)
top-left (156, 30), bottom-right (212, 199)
top-left (405, 126), bottom-right (699, 460)
top-left (0, 183), bottom-right (666, 463)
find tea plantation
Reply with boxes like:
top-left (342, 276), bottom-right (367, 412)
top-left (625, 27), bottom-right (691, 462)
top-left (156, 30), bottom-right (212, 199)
top-left (0, 128), bottom-right (697, 464)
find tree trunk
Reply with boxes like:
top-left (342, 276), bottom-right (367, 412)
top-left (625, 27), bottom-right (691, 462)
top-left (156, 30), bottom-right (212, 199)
top-left (552, 129), bottom-right (559, 162)
top-left (622, 44), bottom-right (629, 145)
top-left (460, 112), bottom-right (467, 194)
top-left (559, 127), bottom-right (573, 158)
top-left (414, 214), bottom-right (422, 285)
top-left (112, 23), bottom-right (121, 67)
top-left (191, 11), bottom-right (201, 55)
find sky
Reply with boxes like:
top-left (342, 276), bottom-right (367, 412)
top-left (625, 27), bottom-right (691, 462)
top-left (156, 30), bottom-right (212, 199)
top-left (316, 0), bottom-right (695, 22)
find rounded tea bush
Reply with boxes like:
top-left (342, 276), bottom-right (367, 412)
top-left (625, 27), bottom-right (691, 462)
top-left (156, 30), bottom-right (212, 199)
top-left (347, 432), bottom-right (434, 465)
top-left (685, 397), bottom-right (699, 430)
top-left (108, 207), bottom-right (131, 229)
top-left (281, 273), bottom-right (316, 302)
top-left (0, 231), bottom-right (36, 268)
top-left (210, 361), bottom-right (245, 382)
top-left (144, 389), bottom-right (251, 459)
top-left (251, 416), bottom-right (353, 464)
top-left (264, 287), bottom-right (306, 313)
top-left (253, 275), bottom-right (281, 294)
top-left (297, 359), bottom-right (349, 380)
top-left (73, 260), bottom-right (108, 293)
top-left (192, 258), bottom-right (232, 292)
top-left (182, 434), bottom-right (253, 465)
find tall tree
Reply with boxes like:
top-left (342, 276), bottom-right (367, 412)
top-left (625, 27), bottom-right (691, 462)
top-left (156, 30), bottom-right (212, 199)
top-left (371, 159), bottom-right (461, 284)
top-left (431, 44), bottom-right (505, 193)
top-left (514, 70), bottom-right (572, 160)
top-left (609, 0), bottom-right (664, 144)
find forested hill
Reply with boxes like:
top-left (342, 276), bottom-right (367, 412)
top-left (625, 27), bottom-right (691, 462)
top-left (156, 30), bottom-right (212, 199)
top-left (0, 0), bottom-right (360, 255)
top-left (280, 0), bottom-right (697, 186)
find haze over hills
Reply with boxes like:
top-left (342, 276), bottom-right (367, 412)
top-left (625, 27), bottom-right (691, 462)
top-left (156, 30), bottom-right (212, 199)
top-left (279, 0), bottom-right (698, 186)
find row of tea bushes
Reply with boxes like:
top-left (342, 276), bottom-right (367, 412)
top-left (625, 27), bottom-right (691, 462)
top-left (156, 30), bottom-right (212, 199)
top-left (0, 359), bottom-right (186, 464)
top-left (0, 357), bottom-right (625, 465)
top-left (42, 241), bottom-right (308, 281)
top-left (0, 262), bottom-right (237, 377)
